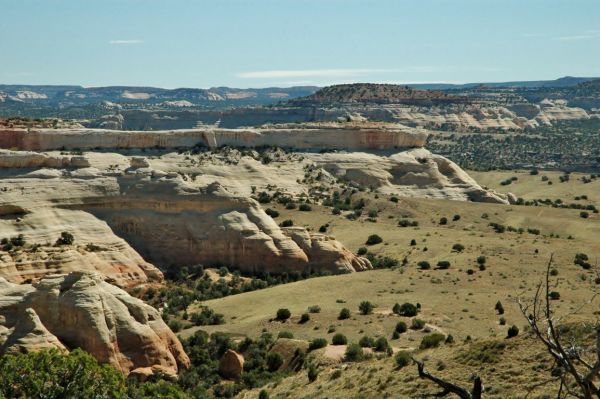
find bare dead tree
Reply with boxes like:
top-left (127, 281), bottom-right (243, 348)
top-left (412, 358), bottom-right (483, 399)
top-left (518, 254), bottom-right (600, 399)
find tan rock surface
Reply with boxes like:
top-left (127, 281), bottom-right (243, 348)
top-left (219, 349), bottom-right (244, 379)
top-left (0, 272), bottom-right (190, 376)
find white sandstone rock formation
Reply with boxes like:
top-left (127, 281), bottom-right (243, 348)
top-left (0, 272), bottom-right (190, 376)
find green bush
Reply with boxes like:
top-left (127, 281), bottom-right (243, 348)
top-left (419, 333), bottom-right (445, 349)
top-left (331, 333), bottom-right (348, 345)
top-left (495, 301), bottom-right (504, 315)
top-left (395, 321), bottom-right (408, 334)
top-left (344, 343), bottom-right (364, 362)
top-left (280, 219), bottom-right (293, 227)
top-left (307, 364), bottom-right (319, 382)
top-left (275, 308), bottom-right (291, 321)
top-left (266, 352), bottom-right (284, 372)
top-left (365, 234), bottom-right (383, 245)
top-left (338, 308), bottom-right (351, 320)
top-left (278, 331), bottom-right (294, 339)
top-left (507, 325), bottom-right (519, 338)
top-left (549, 291), bottom-right (560, 300)
top-left (308, 338), bottom-right (328, 351)
top-left (452, 243), bottom-right (465, 252)
top-left (357, 247), bottom-right (368, 255)
top-left (411, 319), bottom-right (426, 330)
top-left (55, 231), bottom-right (74, 246)
top-left (436, 260), bottom-right (451, 269)
top-left (394, 303), bottom-right (418, 317)
top-left (417, 261), bottom-right (431, 270)
top-left (259, 389), bottom-right (270, 399)
top-left (0, 349), bottom-right (127, 398)
top-left (374, 337), bottom-right (389, 352)
top-left (394, 351), bottom-right (411, 368)
top-left (358, 301), bottom-right (374, 315)
top-left (359, 336), bottom-right (375, 347)
top-left (308, 305), bottom-right (321, 313)
top-left (265, 208), bottom-right (279, 218)
top-left (299, 313), bottom-right (310, 324)
top-left (299, 204), bottom-right (312, 211)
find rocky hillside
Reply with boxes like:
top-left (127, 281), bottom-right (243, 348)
top-left (290, 83), bottom-right (468, 105)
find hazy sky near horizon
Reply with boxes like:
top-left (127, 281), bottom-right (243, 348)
top-left (1, 0), bottom-right (599, 88)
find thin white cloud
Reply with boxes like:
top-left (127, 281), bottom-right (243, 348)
top-left (555, 34), bottom-right (598, 41)
top-left (109, 39), bottom-right (143, 45)
top-left (236, 68), bottom-right (410, 79)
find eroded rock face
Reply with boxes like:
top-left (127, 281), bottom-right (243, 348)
top-left (0, 272), bottom-right (190, 376)
top-left (80, 179), bottom-right (371, 275)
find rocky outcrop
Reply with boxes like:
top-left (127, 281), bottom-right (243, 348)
top-left (0, 150), bottom-right (89, 168)
top-left (0, 123), bottom-right (427, 152)
top-left (0, 272), bottom-right (190, 376)
top-left (219, 349), bottom-right (244, 379)
top-left (79, 179), bottom-right (371, 274)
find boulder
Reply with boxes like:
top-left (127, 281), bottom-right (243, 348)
top-left (219, 349), bottom-right (244, 379)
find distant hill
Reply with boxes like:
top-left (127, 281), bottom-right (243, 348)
top-left (408, 76), bottom-right (599, 90)
top-left (289, 83), bottom-right (469, 105)
top-left (0, 85), bottom-right (319, 108)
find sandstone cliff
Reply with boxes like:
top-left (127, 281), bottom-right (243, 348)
top-left (0, 123), bottom-right (427, 152)
top-left (0, 272), bottom-right (190, 376)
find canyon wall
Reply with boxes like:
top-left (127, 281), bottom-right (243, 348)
top-left (0, 124), bottom-right (427, 152)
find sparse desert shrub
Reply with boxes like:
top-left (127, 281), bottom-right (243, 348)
top-left (436, 260), bottom-right (451, 269)
top-left (308, 338), bottom-right (327, 351)
top-left (278, 331), bottom-right (294, 339)
top-left (280, 219), bottom-right (293, 227)
top-left (259, 390), bottom-right (269, 399)
top-left (410, 239), bottom-right (417, 246)
top-left (452, 243), bottom-right (465, 252)
top-left (507, 325), bottom-right (519, 338)
top-left (420, 333), bottom-right (445, 349)
top-left (453, 214), bottom-right (461, 221)
top-left (411, 319), bottom-right (426, 330)
top-left (359, 336), bottom-right (375, 348)
top-left (265, 208), bottom-right (279, 218)
top-left (55, 231), bottom-right (74, 246)
top-left (344, 343), bottom-right (364, 362)
top-left (365, 234), bottom-right (383, 245)
top-left (308, 305), bottom-right (321, 313)
top-left (417, 261), bottom-right (431, 270)
top-left (495, 301), bottom-right (504, 315)
top-left (394, 351), bottom-right (411, 368)
top-left (318, 225), bottom-right (327, 232)
top-left (390, 196), bottom-right (399, 203)
top-left (357, 247), bottom-right (368, 256)
top-left (549, 291), bottom-right (561, 300)
top-left (395, 321), bottom-right (408, 334)
top-left (276, 308), bottom-right (291, 321)
top-left (394, 302), bottom-right (418, 317)
top-left (266, 352), bottom-right (283, 372)
top-left (299, 313), bottom-right (310, 324)
top-left (439, 217), bottom-right (448, 225)
top-left (358, 301), bottom-right (374, 315)
top-left (477, 255), bottom-right (486, 266)
top-left (374, 337), bottom-right (389, 352)
top-left (332, 333), bottom-right (348, 345)
top-left (332, 207), bottom-right (341, 215)
top-left (338, 308), bottom-right (351, 320)
top-left (307, 364), bottom-right (319, 382)
top-left (580, 211), bottom-right (589, 219)
top-left (299, 204), bottom-right (312, 211)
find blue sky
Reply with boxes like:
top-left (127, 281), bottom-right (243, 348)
top-left (1, 0), bottom-right (599, 88)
